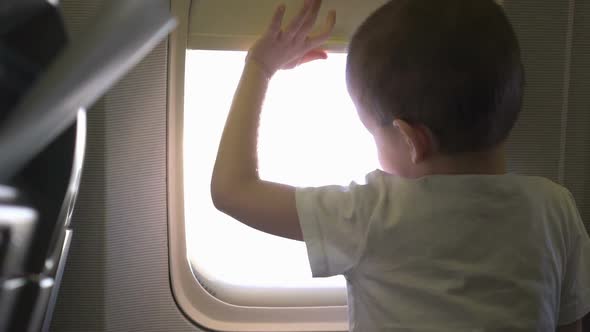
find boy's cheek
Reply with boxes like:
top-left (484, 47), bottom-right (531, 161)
top-left (377, 155), bottom-right (397, 175)
top-left (375, 139), bottom-right (404, 175)
top-left (376, 133), bottom-right (417, 177)
top-left (378, 151), bottom-right (405, 176)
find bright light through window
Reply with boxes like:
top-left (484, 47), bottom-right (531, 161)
top-left (183, 50), bottom-right (379, 306)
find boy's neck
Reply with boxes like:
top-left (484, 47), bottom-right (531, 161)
top-left (413, 144), bottom-right (507, 177)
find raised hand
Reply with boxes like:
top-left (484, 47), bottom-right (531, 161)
top-left (247, 0), bottom-right (336, 77)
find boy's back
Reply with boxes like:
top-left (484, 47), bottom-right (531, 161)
top-left (297, 172), bottom-right (590, 331)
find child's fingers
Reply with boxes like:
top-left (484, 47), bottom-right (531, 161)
top-left (267, 4), bottom-right (286, 36)
top-left (284, 0), bottom-right (313, 39)
top-left (297, 0), bottom-right (322, 40)
top-left (306, 10), bottom-right (336, 47)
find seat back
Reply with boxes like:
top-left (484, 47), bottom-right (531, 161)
top-left (0, 0), bottom-right (176, 330)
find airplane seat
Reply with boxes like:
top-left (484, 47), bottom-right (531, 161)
top-left (0, 0), bottom-right (79, 331)
top-left (0, 185), bottom-right (42, 332)
top-left (0, 0), bottom-right (68, 124)
top-left (1, 0), bottom-right (176, 327)
top-left (6, 115), bottom-right (85, 332)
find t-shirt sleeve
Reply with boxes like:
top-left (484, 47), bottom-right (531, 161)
top-left (558, 192), bottom-right (590, 325)
top-left (295, 173), bottom-right (382, 278)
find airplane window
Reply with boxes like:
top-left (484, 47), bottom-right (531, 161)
top-left (183, 50), bottom-right (379, 306)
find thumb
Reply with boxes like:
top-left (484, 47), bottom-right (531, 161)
top-left (283, 49), bottom-right (328, 69)
top-left (298, 49), bottom-right (328, 65)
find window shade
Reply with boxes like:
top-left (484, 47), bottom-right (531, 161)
top-left (186, 0), bottom-right (504, 52)
top-left (187, 0), bottom-right (389, 51)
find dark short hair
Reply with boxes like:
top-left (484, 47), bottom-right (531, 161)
top-left (346, 0), bottom-right (524, 154)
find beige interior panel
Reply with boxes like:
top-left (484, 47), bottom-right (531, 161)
top-left (188, 0), bottom-right (389, 51)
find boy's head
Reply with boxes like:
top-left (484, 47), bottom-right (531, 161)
top-left (346, 0), bottom-right (524, 176)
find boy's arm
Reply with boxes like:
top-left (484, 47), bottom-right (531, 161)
top-left (211, 61), bottom-right (302, 240)
top-left (210, 0), bottom-right (336, 241)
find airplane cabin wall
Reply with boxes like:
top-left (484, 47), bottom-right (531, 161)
top-left (503, 0), bottom-right (590, 228)
top-left (561, 0), bottom-right (590, 228)
top-left (51, 0), bottom-right (200, 331)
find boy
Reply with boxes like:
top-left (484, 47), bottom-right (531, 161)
top-left (210, 0), bottom-right (590, 330)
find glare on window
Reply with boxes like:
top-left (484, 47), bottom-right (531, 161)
top-left (183, 50), bottom-right (379, 298)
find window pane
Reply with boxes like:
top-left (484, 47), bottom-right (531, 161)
top-left (183, 50), bottom-right (379, 305)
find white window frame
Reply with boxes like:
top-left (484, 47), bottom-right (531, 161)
top-left (166, 1), bottom-right (348, 331)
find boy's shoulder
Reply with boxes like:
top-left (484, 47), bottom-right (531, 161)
top-left (507, 174), bottom-right (576, 204)
top-left (365, 170), bottom-right (574, 203)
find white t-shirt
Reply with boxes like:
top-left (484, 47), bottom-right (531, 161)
top-left (296, 170), bottom-right (590, 331)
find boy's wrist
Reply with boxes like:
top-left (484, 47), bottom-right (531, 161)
top-left (245, 54), bottom-right (275, 81)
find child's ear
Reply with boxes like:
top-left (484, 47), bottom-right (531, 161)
top-left (393, 120), bottom-right (434, 164)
